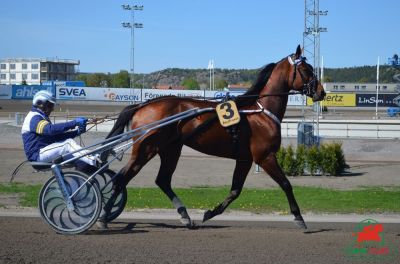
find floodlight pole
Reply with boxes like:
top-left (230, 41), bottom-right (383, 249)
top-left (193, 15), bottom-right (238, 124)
top-left (122, 4), bottom-right (143, 89)
top-left (303, 0), bottom-right (327, 145)
top-left (376, 57), bottom-right (380, 120)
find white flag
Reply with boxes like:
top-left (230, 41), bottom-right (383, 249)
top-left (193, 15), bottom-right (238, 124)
top-left (376, 56), bottom-right (380, 81)
top-left (208, 59), bottom-right (214, 69)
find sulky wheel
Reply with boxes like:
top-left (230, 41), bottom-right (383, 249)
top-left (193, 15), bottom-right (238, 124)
top-left (38, 172), bottom-right (102, 235)
top-left (95, 169), bottom-right (128, 222)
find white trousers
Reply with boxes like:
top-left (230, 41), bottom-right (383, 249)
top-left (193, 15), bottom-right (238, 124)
top-left (38, 138), bottom-right (97, 166)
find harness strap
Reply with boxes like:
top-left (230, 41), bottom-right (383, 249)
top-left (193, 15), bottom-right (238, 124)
top-left (257, 101), bottom-right (281, 126)
top-left (239, 101), bottom-right (281, 127)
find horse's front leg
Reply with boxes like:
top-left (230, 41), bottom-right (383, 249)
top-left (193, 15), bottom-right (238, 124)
top-left (203, 160), bottom-right (252, 222)
top-left (259, 153), bottom-right (307, 229)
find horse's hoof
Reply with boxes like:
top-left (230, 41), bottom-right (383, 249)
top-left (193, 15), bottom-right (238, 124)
top-left (294, 216), bottom-right (307, 230)
top-left (96, 220), bottom-right (108, 230)
top-left (180, 217), bottom-right (194, 228)
top-left (203, 210), bottom-right (213, 223)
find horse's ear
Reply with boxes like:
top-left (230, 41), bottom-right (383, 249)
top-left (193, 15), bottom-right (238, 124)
top-left (295, 45), bottom-right (302, 58)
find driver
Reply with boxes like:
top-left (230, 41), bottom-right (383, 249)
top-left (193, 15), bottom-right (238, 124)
top-left (21, 90), bottom-right (100, 168)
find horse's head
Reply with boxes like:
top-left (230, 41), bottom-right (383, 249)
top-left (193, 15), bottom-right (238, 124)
top-left (286, 45), bottom-right (325, 102)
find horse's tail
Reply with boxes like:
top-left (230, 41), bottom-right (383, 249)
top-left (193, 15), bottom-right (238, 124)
top-left (100, 104), bottom-right (139, 162)
top-left (106, 104), bottom-right (138, 139)
top-left (105, 96), bottom-right (175, 139)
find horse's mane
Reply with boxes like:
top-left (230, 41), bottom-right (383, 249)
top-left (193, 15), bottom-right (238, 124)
top-left (235, 62), bottom-right (276, 107)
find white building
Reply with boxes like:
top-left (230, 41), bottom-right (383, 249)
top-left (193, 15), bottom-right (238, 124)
top-left (324, 82), bottom-right (400, 93)
top-left (0, 58), bottom-right (79, 85)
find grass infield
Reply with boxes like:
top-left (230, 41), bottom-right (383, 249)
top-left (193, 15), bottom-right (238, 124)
top-left (0, 183), bottom-right (399, 214)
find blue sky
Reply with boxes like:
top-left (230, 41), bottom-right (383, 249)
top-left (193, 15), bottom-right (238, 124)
top-left (1, 0), bottom-right (398, 73)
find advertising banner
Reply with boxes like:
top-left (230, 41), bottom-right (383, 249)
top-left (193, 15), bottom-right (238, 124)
top-left (102, 88), bottom-right (141, 102)
top-left (12, 85), bottom-right (55, 100)
top-left (54, 86), bottom-right (307, 106)
top-left (204, 91), bottom-right (306, 106)
top-left (57, 87), bottom-right (141, 102)
top-left (204, 90), bottom-right (244, 100)
top-left (43, 81), bottom-right (85, 87)
top-left (288, 94), bottom-right (306, 106)
top-left (141, 89), bottom-right (204, 101)
top-left (356, 93), bottom-right (398, 107)
top-left (0, 85), bottom-right (12, 100)
top-left (57, 86), bottom-right (89, 100)
top-left (307, 93), bottom-right (356, 107)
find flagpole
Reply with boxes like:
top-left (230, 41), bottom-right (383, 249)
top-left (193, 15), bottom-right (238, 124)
top-left (208, 60), bottom-right (212, 91)
top-left (212, 59), bottom-right (215, 90)
top-left (375, 56), bottom-right (380, 119)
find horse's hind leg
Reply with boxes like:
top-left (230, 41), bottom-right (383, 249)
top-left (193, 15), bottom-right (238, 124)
top-left (203, 160), bottom-right (252, 222)
top-left (155, 145), bottom-right (194, 228)
top-left (97, 140), bottom-right (158, 229)
top-left (259, 154), bottom-right (307, 229)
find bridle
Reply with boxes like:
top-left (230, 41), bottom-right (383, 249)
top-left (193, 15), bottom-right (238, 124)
top-left (288, 56), bottom-right (318, 97)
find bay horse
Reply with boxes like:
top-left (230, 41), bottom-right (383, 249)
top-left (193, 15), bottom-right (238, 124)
top-left (98, 45), bottom-right (325, 229)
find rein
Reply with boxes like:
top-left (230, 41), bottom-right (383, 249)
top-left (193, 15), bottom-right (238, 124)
top-left (85, 116), bottom-right (118, 132)
top-left (82, 91), bottom-right (302, 130)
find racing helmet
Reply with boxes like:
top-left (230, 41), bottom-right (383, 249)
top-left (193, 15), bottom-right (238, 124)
top-left (32, 90), bottom-right (56, 106)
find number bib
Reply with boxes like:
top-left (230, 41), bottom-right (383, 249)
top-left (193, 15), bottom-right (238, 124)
top-left (216, 100), bottom-right (241, 127)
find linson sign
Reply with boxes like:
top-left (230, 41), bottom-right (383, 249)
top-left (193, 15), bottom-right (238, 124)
top-left (356, 93), bottom-right (398, 107)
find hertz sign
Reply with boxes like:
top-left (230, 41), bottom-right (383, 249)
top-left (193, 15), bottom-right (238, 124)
top-left (307, 93), bottom-right (356, 107)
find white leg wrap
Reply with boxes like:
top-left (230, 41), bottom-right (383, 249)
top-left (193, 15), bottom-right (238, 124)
top-left (172, 197), bottom-right (185, 209)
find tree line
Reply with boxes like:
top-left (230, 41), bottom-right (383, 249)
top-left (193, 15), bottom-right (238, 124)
top-left (76, 65), bottom-right (400, 89)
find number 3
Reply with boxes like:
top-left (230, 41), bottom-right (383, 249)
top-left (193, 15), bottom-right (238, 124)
top-left (219, 102), bottom-right (234, 119)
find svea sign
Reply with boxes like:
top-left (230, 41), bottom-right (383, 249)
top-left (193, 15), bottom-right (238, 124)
top-left (58, 87), bottom-right (87, 100)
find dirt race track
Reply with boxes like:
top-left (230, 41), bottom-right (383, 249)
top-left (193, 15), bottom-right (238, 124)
top-left (0, 217), bottom-right (399, 264)
top-left (0, 100), bottom-right (400, 263)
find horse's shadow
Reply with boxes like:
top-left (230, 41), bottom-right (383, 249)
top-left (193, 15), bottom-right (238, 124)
top-left (85, 221), bottom-right (229, 235)
top-left (85, 222), bottom-right (145, 235)
top-left (303, 228), bottom-right (336, 234)
top-left (335, 171), bottom-right (364, 177)
top-left (147, 221), bottom-right (229, 230)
